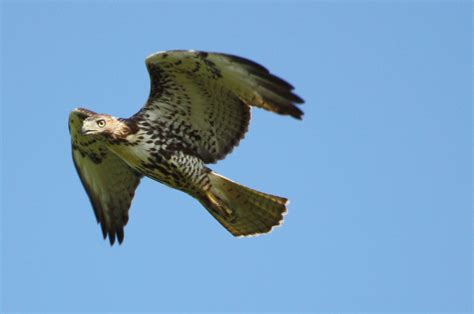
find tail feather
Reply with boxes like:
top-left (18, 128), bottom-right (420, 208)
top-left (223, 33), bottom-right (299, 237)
top-left (200, 172), bottom-right (288, 237)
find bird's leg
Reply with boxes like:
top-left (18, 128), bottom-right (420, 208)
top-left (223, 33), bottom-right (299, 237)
top-left (205, 192), bottom-right (234, 220)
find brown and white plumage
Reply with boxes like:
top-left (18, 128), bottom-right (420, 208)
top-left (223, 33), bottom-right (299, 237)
top-left (69, 109), bottom-right (142, 244)
top-left (135, 50), bottom-right (303, 163)
top-left (69, 50), bottom-right (304, 245)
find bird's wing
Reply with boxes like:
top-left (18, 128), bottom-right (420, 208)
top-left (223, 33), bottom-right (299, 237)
top-left (132, 50), bottom-right (304, 163)
top-left (69, 108), bottom-right (142, 245)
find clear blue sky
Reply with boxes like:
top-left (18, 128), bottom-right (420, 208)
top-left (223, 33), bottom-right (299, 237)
top-left (1, 1), bottom-right (471, 312)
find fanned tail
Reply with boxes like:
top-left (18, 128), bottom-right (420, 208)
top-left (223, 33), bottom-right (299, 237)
top-left (199, 172), bottom-right (288, 237)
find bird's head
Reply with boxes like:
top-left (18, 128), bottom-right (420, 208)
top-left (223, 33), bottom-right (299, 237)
top-left (81, 114), bottom-right (126, 138)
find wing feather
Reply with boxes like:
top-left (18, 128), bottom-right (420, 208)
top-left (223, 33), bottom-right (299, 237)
top-left (69, 108), bottom-right (142, 245)
top-left (132, 50), bottom-right (304, 164)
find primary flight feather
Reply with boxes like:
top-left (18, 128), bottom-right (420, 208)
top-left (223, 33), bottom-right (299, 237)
top-left (69, 50), bottom-right (304, 245)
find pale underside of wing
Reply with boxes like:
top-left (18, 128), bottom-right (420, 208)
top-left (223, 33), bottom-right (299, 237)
top-left (69, 108), bottom-right (142, 245)
top-left (132, 50), bottom-right (304, 164)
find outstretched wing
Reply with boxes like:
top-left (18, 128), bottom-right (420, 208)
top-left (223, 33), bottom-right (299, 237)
top-left (132, 50), bottom-right (304, 164)
top-left (69, 108), bottom-right (142, 245)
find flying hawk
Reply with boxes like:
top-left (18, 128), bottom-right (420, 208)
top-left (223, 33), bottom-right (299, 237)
top-left (69, 50), bottom-right (304, 245)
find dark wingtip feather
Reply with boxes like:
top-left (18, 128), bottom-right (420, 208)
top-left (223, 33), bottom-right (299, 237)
top-left (100, 223), bottom-right (107, 239)
top-left (288, 106), bottom-right (304, 120)
top-left (103, 227), bottom-right (124, 246)
top-left (117, 228), bottom-right (125, 244)
top-left (225, 54), bottom-right (305, 116)
top-left (285, 93), bottom-right (305, 105)
top-left (262, 72), bottom-right (295, 90)
top-left (292, 93), bottom-right (305, 104)
top-left (108, 232), bottom-right (116, 246)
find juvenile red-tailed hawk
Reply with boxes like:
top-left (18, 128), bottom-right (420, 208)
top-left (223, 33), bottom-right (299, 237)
top-left (69, 50), bottom-right (304, 245)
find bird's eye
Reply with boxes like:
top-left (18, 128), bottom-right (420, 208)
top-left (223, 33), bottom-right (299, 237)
top-left (97, 120), bottom-right (106, 128)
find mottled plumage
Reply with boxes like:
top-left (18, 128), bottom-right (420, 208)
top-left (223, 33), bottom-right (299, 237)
top-left (69, 50), bottom-right (304, 245)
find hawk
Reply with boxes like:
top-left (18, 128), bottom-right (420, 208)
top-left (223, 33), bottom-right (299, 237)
top-left (69, 50), bottom-right (304, 245)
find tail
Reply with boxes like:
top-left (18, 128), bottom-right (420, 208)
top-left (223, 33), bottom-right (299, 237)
top-left (199, 172), bottom-right (288, 237)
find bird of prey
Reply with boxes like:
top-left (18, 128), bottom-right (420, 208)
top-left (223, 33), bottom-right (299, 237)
top-left (69, 50), bottom-right (304, 245)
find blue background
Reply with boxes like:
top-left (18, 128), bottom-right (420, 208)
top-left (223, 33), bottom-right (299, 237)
top-left (1, 1), bottom-right (471, 312)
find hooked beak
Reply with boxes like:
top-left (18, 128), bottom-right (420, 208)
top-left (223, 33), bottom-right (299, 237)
top-left (81, 124), bottom-right (93, 135)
